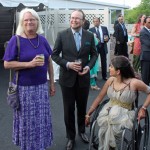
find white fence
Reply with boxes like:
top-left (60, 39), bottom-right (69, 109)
top-left (37, 9), bottom-right (133, 71)
top-left (38, 8), bottom-right (112, 69)
top-left (38, 9), bottom-right (109, 45)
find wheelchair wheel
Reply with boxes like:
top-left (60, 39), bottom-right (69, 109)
top-left (120, 128), bottom-right (132, 150)
top-left (132, 105), bottom-right (149, 150)
top-left (121, 105), bottom-right (149, 150)
top-left (89, 99), bottom-right (109, 150)
top-left (88, 120), bottom-right (99, 150)
top-left (90, 99), bottom-right (109, 131)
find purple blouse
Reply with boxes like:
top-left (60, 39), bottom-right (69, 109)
top-left (3, 35), bottom-right (52, 86)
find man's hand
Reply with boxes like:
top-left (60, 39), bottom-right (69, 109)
top-left (78, 66), bottom-right (89, 76)
top-left (68, 62), bottom-right (82, 72)
top-left (116, 41), bottom-right (120, 44)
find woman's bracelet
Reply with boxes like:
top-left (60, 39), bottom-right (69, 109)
top-left (90, 106), bottom-right (96, 111)
top-left (85, 114), bottom-right (90, 118)
top-left (142, 106), bottom-right (147, 110)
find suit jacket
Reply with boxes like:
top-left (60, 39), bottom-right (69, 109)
top-left (113, 20), bottom-right (119, 37)
top-left (115, 23), bottom-right (128, 43)
top-left (51, 28), bottom-right (98, 87)
top-left (140, 27), bottom-right (150, 61)
top-left (89, 26), bottom-right (109, 54)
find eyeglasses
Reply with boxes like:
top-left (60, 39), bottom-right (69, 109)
top-left (23, 19), bottom-right (37, 23)
top-left (70, 17), bottom-right (83, 21)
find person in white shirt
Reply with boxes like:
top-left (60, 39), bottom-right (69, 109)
top-left (89, 17), bottom-right (109, 81)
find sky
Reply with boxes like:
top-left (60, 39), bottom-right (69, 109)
top-left (93, 0), bottom-right (141, 8)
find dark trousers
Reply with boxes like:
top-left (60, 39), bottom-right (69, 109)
top-left (114, 43), bottom-right (118, 55)
top-left (116, 42), bottom-right (128, 58)
top-left (60, 81), bottom-right (89, 140)
top-left (141, 60), bottom-right (150, 85)
top-left (98, 43), bottom-right (107, 79)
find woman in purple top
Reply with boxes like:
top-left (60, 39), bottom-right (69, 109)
top-left (3, 8), bottom-right (55, 150)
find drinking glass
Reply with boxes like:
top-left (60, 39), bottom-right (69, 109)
top-left (104, 35), bottom-right (108, 41)
top-left (36, 54), bottom-right (45, 62)
top-left (75, 59), bottom-right (82, 71)
top-left (75, 59), bottom-right (82, 65)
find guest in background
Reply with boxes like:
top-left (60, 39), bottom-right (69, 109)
top-left (89, 17), bottom-right (109, 81)
top-left (113, 14), bottom-right (123, 55)
top-left (82, 19), bottom-right (90, 30)
top-left (113, 14), bottom-right (123, 36)
top-left (140, 16), bottom-right (150, 85)
top-left (82, 19), bottom-right (100, 90)
top-left (131, 14), bottom-right (146, 72)
top-left (52, 10), bottom-right (97, 150)
top-left (3, 8), bottom-right (55, 150)
top-left (115, 15), bottom-right (128, 57)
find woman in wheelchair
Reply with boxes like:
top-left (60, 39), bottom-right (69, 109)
top-left (85, 56), bottom-right (150, 150)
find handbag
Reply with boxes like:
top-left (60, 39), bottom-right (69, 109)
top-left (7, 35), bottom-right (20, 110)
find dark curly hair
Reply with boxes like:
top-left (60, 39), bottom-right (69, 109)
top-left (111, 56), bottom-right (135, 81)
top-left (82, 19), bottom-right (90, 30)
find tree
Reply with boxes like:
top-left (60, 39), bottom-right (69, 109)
top-left (125, 0), bottom-right (150, 23)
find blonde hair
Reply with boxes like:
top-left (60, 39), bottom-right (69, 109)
top-left (16, 8), bottom-right (44, 35)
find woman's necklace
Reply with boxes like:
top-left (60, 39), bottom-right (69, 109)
top-left (24, 32), bottom-right (40, 49)
top-left (113, 79), bottom-right (131, 92)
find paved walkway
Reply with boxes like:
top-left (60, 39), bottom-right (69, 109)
top-left (0, 62), bottom-right (149, 150)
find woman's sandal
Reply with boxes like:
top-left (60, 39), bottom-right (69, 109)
top-left (91, 86), bottom-right (100, 90)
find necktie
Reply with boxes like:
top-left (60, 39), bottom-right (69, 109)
top-left (96, 27), bottom-right (100, 40)
top-left (74, 32), bottom-right (80, 51)
top-left (122, 23), bottom-right (126, 36)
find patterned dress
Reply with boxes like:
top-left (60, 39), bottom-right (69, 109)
top-left (133, 23), bottom-right (142, 72)
top-left (97, 80), bottom-right (136, 150)
top-left (3, 35), bottom-right (53, 150)
top-left (90, 33), bottom-right (100, 86)
top-left (13, 83), bottom-right (53, 150)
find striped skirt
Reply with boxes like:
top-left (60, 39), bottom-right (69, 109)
top-left (13, 82), bottom-right (53, 150)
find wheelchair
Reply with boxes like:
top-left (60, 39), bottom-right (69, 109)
top-left (88, 94), bottom-right (149, 150)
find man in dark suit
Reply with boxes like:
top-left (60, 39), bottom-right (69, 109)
top-left (52, 10), bottom-right (97, 150)
top-left (115, 16), bottom-right (128, 57)
top-left (113, 14), bottom-right (123, 33)
top-left (89, 17), bottom-right (109, 81)
top-left (113, 14), bottom-right (123, 55)
top-left (140, 16), bottom-right (150, 85)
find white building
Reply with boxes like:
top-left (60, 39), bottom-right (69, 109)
top-left (0, 0), bottom-right (130, 69)
top-left (0, 0), bottom-right (129, 46)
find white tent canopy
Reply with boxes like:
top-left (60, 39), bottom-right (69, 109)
top-left (47, 0), bottom-right (129, 9)
top-left (0, 0), bottom-right (49, 7)
top-left (0, 0), bottom-right (129, 9)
